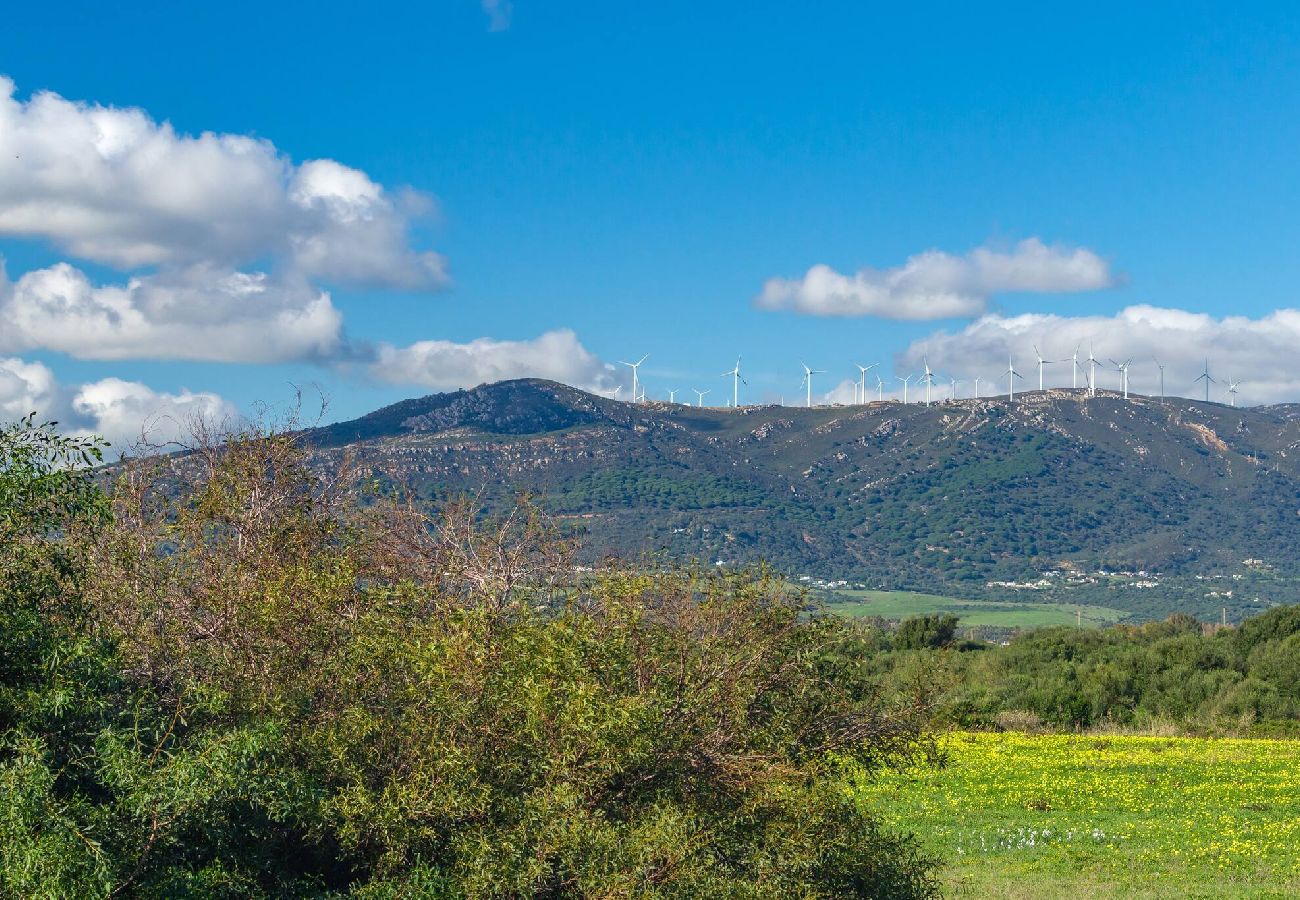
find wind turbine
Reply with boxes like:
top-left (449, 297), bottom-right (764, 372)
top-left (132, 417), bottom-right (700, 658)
top-left (855, 363), bottom-right (877, 405)
top-left (1109, 358), bottom-right (1132, 400)
top-left (618, 354), bottom-right (648, 404)
top-left (1194, 359), bottom-right (1215, 403)
top-left (950, 377), bottom-right (962, 400)
top-left (875, 375), bottom-right (886, 402)
top-left (898, 374), bottom-right (913, 404)
top-left (1004, 354), bottom-right (1023, 401)
top-left (1071, 344), bottom-right (1081, 389)
top-left (721, 358), bottom-right (745, 408)
top-left (1153, 358), bottom-right (1166, 404)
top-left (973, 376), bottom-right (981, 399)
top-left (612, 385), bottom-right (622, 401)
top-left (921, 358), bottom-right (936, 406)
top-left (668, 389), bottom-right (678, 404)
top-left (1033, 345), bottom-right (1053, 392)
top-left (693, 388), bottom-right (710, 407)
top-left (1086, 342), bottom-right (1100, 396)
top-left (1226, 379), bottom-right (1240, 407)
top-left (800, 362), bottom-right (826, 408)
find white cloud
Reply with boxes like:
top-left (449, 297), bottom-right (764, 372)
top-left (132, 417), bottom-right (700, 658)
top-left (756, 238), bottom-right (1116, 319)
top-left (0, 356), bottom-right (234, 450)
top-left (0, 77), bottom-right (444, 289)
top-left (900, 305), bottom-right (1300, 405)
top-left (0, 261), bottom-right (344, 363)
top-left (71, 377), bottom-right (236, 450)
top-left (482, 0), bottom-right (513, 31)
top-left (0, 355), bottom-right (58, 420)
top-left (368, 329), bottom-right (617, 393)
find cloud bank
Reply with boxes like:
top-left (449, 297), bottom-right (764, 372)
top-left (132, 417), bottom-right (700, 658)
top-left (0, 262), bottom-right (343, 363)
top-left (368, 329), bottom-right (618, 394)
top-left (756, 238), bottom-right (1116, 320)
top-left (0, 78), bottom-right (444, 288)
top-left (900, 305), bottom-right (1300, 405)
top-left (0, 356), bottom-right (236, 450)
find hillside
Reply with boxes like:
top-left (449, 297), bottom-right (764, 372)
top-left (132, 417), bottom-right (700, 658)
top-left (303, 379), bottom-right (1300, 622)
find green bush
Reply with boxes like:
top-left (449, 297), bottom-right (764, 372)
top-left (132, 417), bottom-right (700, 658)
top-left (0, 419), bottom-right (939, 898)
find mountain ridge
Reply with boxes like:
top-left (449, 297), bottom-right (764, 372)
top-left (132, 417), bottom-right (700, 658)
top-left (302, 379), bottom-right (1300, 621)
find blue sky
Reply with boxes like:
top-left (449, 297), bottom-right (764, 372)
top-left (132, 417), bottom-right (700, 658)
top-left (4, 1), bottom-right (1300, 443)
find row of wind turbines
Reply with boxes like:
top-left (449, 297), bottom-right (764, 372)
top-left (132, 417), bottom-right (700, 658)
top-left (614, 346), bottom-right (1244, 409)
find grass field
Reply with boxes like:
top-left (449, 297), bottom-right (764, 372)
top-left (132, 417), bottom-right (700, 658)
top-left (825, 589), bottom-right (1127, 628)
top-left (854, 732), bottom-right (1300, 898)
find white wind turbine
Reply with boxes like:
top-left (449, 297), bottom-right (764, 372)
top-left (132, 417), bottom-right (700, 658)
top-left (950, 377), bottom-right (962, 400)
top-left (921, 358), bottom-right (936, 405)
top-left (855, 363), bottom-right (877, 405)
top-left (898, 373), bottom-right (913, 404)
top-left (801, 362), bottom-right (826, 408)
top-left (1033, 345), bottom-right (1054, 392)
top-left (693, 388), bottom-right (710, 407)
top-left (618, 354), bottom-right (648, 404)
top-left (1086, 342), bottom-right (1100, 396)
top-left (612, 385), bottom-right (622, 401)
top-left (1109, 358), bottom-right (1132, 400)
top-left (973, 376), bottom-right (982, 399)
top-left (1194, 359), bottom-right (1216, 403)
top-left (1004, 354), bottom-right (1023, 401)
top-left (1227, 379), bottom-right (1241, 406)
top-left (668, 389), bottom-right (678, 404)
top-left (721, 358), bottom-right (745, 408)
top-left (875, 375), bottom-right (886, 402)
top-left (1071, 344), bottom-right (1081, 389)
top-left (1152, 358), bottom-right (1166, 404)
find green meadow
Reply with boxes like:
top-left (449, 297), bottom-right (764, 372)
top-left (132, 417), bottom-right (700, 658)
top-left (826, 589), bottom-right (1126, 628)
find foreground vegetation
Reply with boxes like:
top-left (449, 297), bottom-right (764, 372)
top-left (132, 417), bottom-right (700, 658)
top-left (0, 417), bottom-right (938, 898)
top-left (855, 607), bottom-right (1300, 734)
top-left (856, 731), bottom-right (1300, 898)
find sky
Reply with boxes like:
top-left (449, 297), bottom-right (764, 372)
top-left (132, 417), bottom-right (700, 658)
top-left (4, 1), bottom-right (1300, 447)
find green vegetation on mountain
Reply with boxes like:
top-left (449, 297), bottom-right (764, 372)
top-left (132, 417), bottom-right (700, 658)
top-left (304, 379), bottom-right (1300, 623)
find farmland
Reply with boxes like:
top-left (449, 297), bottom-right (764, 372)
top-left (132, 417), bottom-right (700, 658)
top-left (855, 732), bottom-right (1300, 898)
top-left (825, 589), bottom-right (1127, 629)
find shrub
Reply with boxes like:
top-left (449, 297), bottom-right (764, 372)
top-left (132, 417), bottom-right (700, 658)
top-left (1, 420), bottom-right (941, 898)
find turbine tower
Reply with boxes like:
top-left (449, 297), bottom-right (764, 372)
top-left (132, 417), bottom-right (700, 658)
top-left (1109, 358), bottom-right (1133, 400)
top-left (618, 354), bottom-right (648, 404)
top-left (875, 375), bottom-right (886, 402)
top-left (721, 358), bottom-right (745, 408)
top-left (1071, 344), bottom-right (1081, 389)
top-left (898, 374), bottom-right (913, 404)
top-left (1086, 342), bottom-right (1100, 396)
top-left (1227, 379), bottom-right (1241, 407)
top-left (950, 377), bottom-right (962, 400)
top-left (855, 363), bottom-right (877, 405)
top-left (800, 362), bottom-right (826, 408)
top-left (973, 376), bottom-right (981, 399)
top-left (921, 358), bottom-right (936, 406)
top-left (1194, 359), bottom-right (1215, 403)
top-left (693, 388), bottom-right (710, 407)
top-left (668, 389), bottom-right (678, 404)
top-left (1033, 345), bottom-right (1052, 392)
top-left (1004, 354), bottom-right (1023, 401)
top-left (612, 385), bottom-right (622, 401)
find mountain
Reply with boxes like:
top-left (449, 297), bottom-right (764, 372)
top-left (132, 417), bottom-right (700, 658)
top-left (303, 379), bottom-right (1300, 622)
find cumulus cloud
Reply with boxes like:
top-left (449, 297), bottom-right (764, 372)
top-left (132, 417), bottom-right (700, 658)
top-left (756, 238), bottom-right (1116, 320)
top-left (900, 305), bottom-right (1300, 405)
top-left (0, 261), bottom-right (343, 363)
top-left (368, 329), bottom-right (618, 393)
top-left (0, 356), bottom-right (235, 450)
top-left (0, 77), bottom-right (444, 289)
